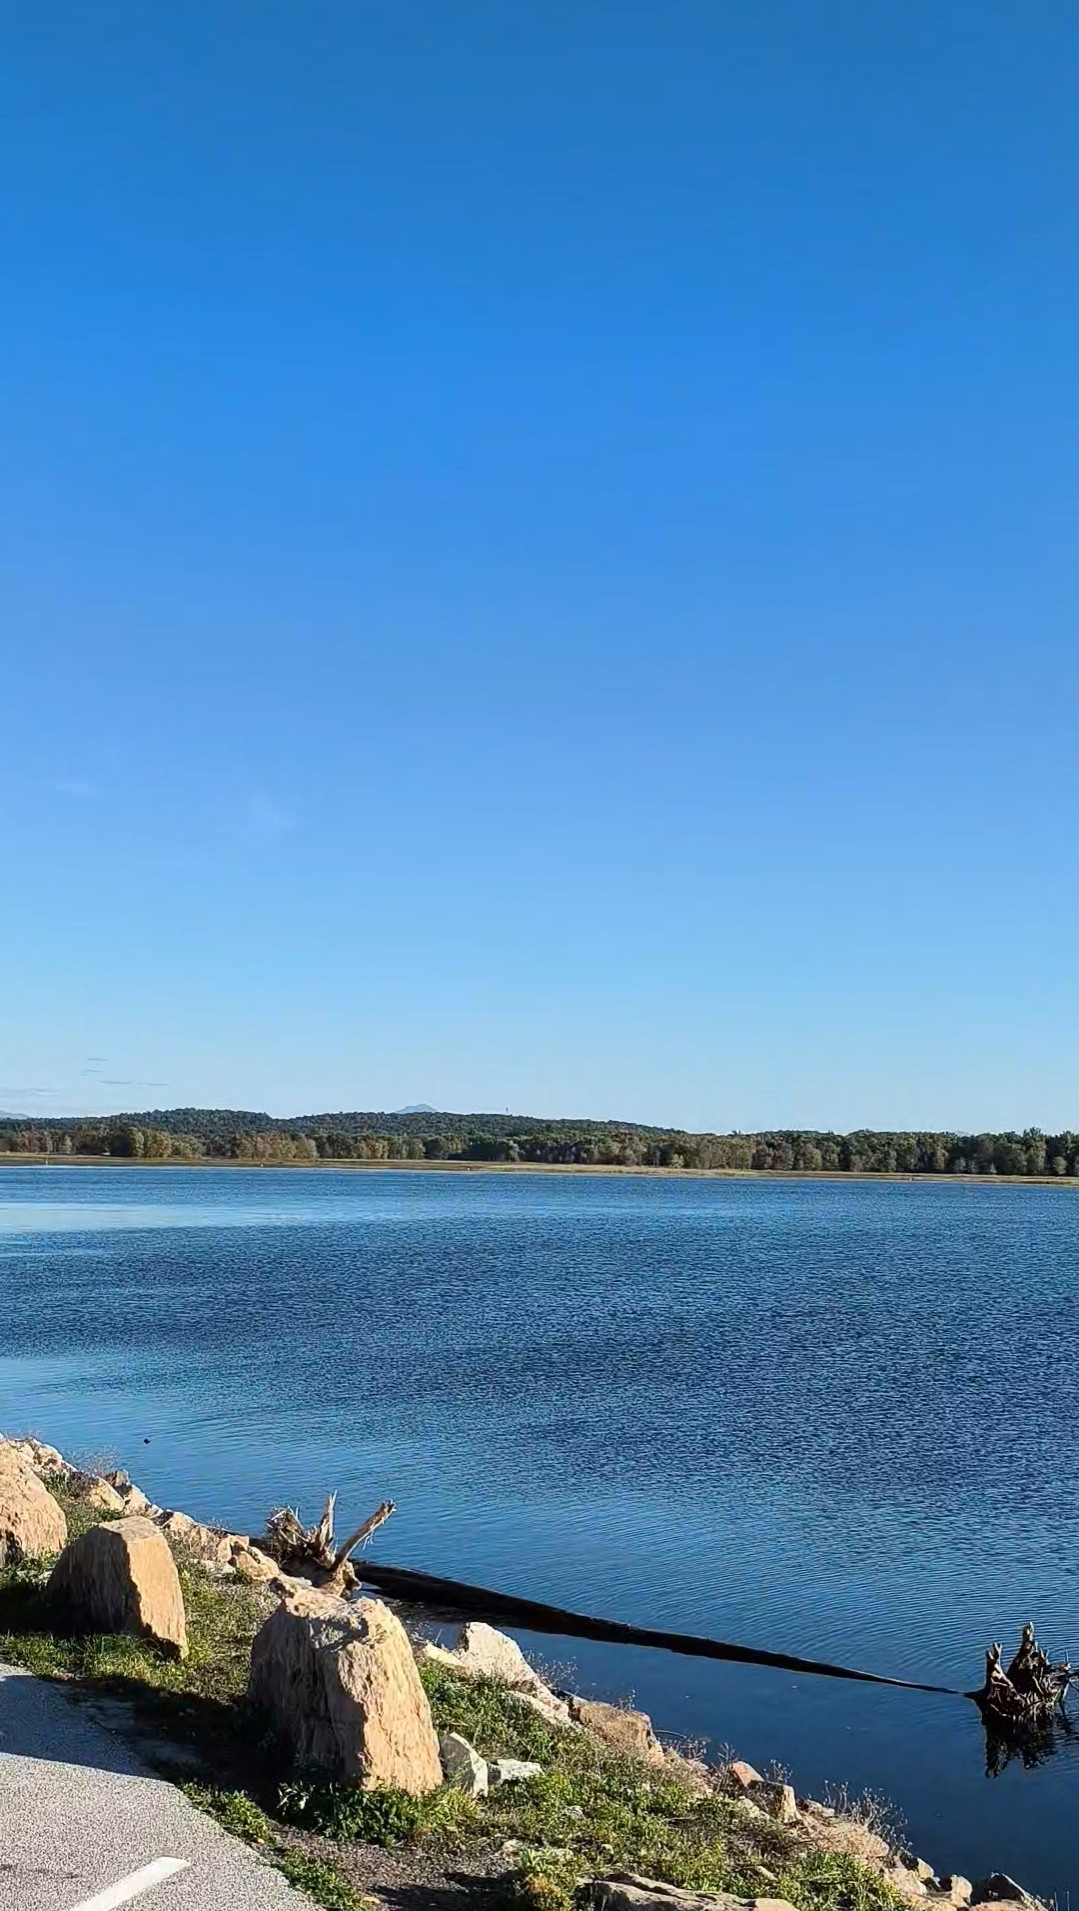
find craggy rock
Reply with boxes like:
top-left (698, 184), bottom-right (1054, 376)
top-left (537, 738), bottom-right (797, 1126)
top-left (67, 1473), bottom-right (127, 1514)
top-left (418, 1620), bottom-right (574, 1724)
top-left (46, 1515), bottom-right (188, 1658)
top-left (436, 1621), bottom-right (544, 1689)
top-left (567, 1695), bottom-right (664, 1765)
top-left (587, 1875), bottom-right (798, 1911)
top-left (0, 1445), bottom-right (68, 1563)
top-left (155, 1509), bottom-right (233, 1567)
top-left (3, 1437), bottom-right (73, 1480)
top-left (439, 1732), bottom-right (488, 1796)
top-left (749, 1781), bottom-right (798, 1825)
top-left (936, 1880), bottom-right (973, 1906)
top-left (723, 1760), bottom-right (764, 1792)
top-left (248, 1587), bottom-right (442, 1792)
top-left (883, 1863), bottom-right (929, 1902)
top-left (971, 1884), bottom-right (1034, 1908)
top-left (229, 1538), bottom-right (280, 1584)
top-left (514, 1684), bottom-right (575, 1729)
top-left (116, 1483), bottom-right (155, 1517)
top-left (489, 1758), bottom-right (544, 1786)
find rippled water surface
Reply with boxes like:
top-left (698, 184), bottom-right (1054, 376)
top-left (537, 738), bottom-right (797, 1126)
top-left (2, 1167), bottom-right (1078, 1894)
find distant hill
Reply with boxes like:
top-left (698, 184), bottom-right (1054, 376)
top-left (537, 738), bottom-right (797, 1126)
top-left (393, 1104), bottom-right (440, 1114)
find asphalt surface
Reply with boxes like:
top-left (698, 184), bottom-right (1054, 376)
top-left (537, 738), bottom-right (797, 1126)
top-left (0, 1664), bottom-right (309, 1910)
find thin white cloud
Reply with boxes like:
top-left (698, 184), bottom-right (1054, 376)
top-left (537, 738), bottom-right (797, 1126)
top-left (99, 1078), bottom-right (170, 1089)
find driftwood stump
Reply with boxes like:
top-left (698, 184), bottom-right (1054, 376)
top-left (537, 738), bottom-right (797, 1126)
top-left (975, 1623), bottom-right (1075, 1774)
top-left (262, 1495), bottom-right (396, 1595)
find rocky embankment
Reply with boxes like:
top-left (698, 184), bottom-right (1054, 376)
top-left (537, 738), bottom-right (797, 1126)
top-left (0, 1435), bottom-right (1046, 1911)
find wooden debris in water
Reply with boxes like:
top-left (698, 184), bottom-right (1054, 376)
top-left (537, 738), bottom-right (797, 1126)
top-left (262, 1494), bottom-right (396, 1592)
top-left (976, 1623), bottom-right (1074, 1734)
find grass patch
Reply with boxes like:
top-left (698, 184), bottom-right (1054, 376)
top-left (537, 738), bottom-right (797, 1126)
top-left (277, 1775), bottom-right (479, 1845)
top-left (419, 1665), bottom-right (904, 1911)
top-left (184, 1786), bottom-right (366, 1910)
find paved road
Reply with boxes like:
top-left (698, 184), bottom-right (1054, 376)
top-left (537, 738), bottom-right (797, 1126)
top-left (0, 1664), bottom-right (309, 1910)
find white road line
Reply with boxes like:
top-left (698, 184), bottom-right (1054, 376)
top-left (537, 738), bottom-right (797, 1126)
top-left (68, 1858), bottom-right (190, 1911)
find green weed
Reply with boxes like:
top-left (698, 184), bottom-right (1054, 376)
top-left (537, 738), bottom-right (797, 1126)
top-left (184, 1785), bottom-right (364, 1911)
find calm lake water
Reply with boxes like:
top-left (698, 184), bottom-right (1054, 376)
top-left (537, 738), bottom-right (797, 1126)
top-left (1, 1166), bottom-right (1077, 1895)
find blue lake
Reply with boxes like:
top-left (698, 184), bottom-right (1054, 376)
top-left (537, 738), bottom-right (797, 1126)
top-left (1, 1166), bottom-right (1077, 1896)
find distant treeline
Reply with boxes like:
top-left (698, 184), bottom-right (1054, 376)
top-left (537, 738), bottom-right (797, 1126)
top-left (1, 1109), bottom-right (1077, 1176)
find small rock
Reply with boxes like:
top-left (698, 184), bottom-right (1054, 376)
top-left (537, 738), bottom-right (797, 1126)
top-left (909, 1861), bottom-right (936, 1884)
top-left (971, 1884), bottom-right (1034, 1908)
top-left (156, 1509), bottom-right (233, 1566)
top-left (567, 1696), bottom-right (664, 1766)
top-left (417, 1622), bottom-right (570, 1726)
top-left (416, 1640), bottom-right (463, 1675)
top-left (68, 1473), bottom-right (127, 1514)
top-left (229, 1540), bottom-right (279, 1584)
top-left (439, 1732), bottom-right (489, 1796)
top-left (749, 1781), bottom-right (798, 1825)
top-left (723, 1760), bottom-right (764, 1792)
top-left (117, 1484), bottom-right (154, 1516)
top-left (514, 1685), bottom-right (575, 1729)
top-left (587, 1875), bottom-right (799, 1911)
top-left (801, 1801), bottom-right (836, 1822)
top-left (104, 1469), bottom-right (130, 1489)
top-left (938, 1880), bottom-right (972, 1906)
top-left (0, 1445), bottom-right (68, 1563)
top-left (437, 1621), bottom-right (543, 1689)
top-left (46, 1515), bottom-right (187, 1658)
top-left (489, 1758), bottom-right (544, 1786)
top-left (883, 1864), bottom-right (928, 1902)
top-left (661, 1749), bottom-right (714, 1795)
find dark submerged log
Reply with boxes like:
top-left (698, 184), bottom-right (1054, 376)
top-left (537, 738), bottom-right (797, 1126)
top-left (352, 1557), bottom-right (958, 1694)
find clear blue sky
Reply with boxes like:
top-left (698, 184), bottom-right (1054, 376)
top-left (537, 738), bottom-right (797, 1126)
top-left (3, 2), bottom-right (1077, 1132)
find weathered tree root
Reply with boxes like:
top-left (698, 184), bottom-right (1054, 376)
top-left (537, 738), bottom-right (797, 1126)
top-left (262, 1495), bottom-right (396, 1593)
top-left (975, 1623), bottom-right (1074, 1752)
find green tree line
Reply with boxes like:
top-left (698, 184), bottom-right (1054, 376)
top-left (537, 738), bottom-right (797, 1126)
top-left (2, 1113), bottom-right (1078, 1176)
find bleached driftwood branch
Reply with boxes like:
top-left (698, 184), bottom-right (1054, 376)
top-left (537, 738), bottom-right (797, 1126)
top-left (262, 1494), bottom-right (396, 1592)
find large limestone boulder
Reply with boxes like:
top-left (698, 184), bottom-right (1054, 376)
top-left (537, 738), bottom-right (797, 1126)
top-left (46, 1515), bottom-right (188, 1658)
top-left (587, 1876), bottom-right (797, 1911)
top-left (0, 1444), bottom-right (67, 1563)
top-left (248, 1587), bottom-right (442, 1792)
top-left (567, 1695), bottom-right (664, 1765)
